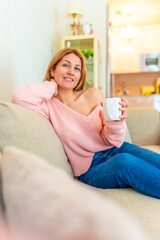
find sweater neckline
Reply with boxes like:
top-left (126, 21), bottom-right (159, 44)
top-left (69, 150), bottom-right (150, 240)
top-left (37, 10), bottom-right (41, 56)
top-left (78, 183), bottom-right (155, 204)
top-left (53, 97), bottom-right (100, 119)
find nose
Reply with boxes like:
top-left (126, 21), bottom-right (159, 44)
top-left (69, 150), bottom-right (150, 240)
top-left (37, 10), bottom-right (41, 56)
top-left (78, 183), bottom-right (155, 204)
top-left (67, 67), bottom-right (74, 75)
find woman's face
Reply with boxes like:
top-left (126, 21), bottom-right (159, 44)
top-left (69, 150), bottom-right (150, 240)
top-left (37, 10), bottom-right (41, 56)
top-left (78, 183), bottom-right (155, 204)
top-left (51, 53), bottom-right (82, 90)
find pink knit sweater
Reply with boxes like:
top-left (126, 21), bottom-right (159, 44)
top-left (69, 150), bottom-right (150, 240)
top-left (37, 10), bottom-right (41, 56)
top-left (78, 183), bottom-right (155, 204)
top-left (12, 81), bottom-right (126, 176)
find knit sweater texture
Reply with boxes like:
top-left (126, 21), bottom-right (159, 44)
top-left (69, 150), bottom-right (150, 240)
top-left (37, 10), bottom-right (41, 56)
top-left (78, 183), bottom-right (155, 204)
top-left (12, 81), bottom-right (126, 176)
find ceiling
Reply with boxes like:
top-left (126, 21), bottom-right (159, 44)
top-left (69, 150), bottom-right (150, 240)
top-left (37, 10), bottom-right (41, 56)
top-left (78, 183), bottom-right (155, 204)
top-left (107, 0), bottom-right (160, 27)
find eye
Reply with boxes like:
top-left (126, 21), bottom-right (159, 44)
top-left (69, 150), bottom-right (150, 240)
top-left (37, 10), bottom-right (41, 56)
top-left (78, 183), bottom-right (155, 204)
top-left (63, 64), bottom-right (69, 67)
top-left (75, 67), bottom-right (81, 71)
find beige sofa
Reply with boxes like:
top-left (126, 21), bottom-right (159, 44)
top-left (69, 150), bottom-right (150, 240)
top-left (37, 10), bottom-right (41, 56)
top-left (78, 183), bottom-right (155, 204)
top-left (0, 101), bottom-right (160, 240)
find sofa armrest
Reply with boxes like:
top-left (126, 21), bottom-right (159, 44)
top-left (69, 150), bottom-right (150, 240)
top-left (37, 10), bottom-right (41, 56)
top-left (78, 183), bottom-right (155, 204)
top-left (126, 107), bottom-right (160, 146)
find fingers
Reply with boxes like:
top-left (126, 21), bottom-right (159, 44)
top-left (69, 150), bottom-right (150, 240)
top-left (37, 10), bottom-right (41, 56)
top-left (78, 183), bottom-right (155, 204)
top-left (119, 96), bottom-right (127, 120)
top-left (119, 111), bottom-right (127, 120)
top-left (120, 96), bottom-right (127, 107)
top-left (50, 78), bottom-right (58, 97)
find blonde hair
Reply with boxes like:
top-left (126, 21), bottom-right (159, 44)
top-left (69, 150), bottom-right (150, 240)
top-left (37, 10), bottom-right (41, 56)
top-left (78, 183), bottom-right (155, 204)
top-left (44, 47), bottom-right (87, 91)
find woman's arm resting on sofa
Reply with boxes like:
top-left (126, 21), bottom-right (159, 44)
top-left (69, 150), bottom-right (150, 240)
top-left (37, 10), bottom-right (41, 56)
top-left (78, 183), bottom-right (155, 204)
top-left (12, 81), bottom-right (57, 110)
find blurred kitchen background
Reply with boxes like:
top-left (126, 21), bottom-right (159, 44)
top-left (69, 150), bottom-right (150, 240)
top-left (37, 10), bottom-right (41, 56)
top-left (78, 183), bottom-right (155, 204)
top-left (108, 0), bottom-right (160, 110)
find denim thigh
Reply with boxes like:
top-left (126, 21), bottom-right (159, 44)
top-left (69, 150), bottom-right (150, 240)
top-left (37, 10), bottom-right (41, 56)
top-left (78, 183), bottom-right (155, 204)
top-left (78, 142), bottom-right (160, 199)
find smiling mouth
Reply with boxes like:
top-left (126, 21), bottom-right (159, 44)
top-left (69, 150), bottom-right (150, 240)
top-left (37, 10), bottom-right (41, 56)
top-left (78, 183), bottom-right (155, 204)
top-left (64, 77), bottom-right (73, 82)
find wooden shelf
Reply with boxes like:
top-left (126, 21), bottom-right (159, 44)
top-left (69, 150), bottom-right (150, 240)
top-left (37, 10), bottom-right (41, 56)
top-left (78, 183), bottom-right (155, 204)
top-left (61, 34), bottom-right (97, 40)
top-left (112, 71), bottom-right (160, 96)
top-left (111, 71), bottom-right (160, 75)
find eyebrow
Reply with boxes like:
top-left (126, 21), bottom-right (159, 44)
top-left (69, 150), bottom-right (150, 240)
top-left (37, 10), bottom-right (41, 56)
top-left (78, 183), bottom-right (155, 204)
top-left (63, 60), bottom-right (81, 68)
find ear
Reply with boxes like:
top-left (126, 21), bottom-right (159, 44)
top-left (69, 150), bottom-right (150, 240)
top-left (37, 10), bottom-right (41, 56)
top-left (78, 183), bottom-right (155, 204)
top-left (50, 68), bottom-right (54, 78)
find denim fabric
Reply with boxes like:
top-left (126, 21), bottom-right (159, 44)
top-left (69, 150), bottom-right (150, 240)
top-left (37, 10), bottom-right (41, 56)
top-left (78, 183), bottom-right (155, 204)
top-left (79, 142), bottom-right (160, 199)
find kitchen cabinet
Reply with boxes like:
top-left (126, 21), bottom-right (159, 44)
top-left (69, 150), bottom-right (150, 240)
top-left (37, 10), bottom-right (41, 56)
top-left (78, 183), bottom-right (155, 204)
top-left (110, 24), bottom-right (160, 74)
top-left (61, 35), bottom-right (99, 89)
top-left (110, 30), bottom-right (139, 73)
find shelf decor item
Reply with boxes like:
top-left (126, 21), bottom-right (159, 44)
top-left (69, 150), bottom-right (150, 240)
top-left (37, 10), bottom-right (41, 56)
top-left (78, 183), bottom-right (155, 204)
top-left (83, 23), bottom-right (91, 35)
top-left (81, 48), bottom-right (94, 58)
top-left (66, 1), bottom-right (83, 35)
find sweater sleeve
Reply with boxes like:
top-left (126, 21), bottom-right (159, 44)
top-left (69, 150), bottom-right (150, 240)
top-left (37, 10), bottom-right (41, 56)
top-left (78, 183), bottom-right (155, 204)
top-left (11, 81), bottom-right (57, 118)
top-left (100, 119), bottom-right (126, 148)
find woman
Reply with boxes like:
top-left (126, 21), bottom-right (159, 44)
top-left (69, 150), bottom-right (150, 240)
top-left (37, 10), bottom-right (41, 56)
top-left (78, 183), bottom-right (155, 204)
top-left (12, 47), bottom-right (160, 199)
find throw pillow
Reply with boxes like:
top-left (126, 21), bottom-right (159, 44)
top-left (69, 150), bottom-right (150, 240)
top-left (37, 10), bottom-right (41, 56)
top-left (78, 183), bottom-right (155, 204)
top-left (1, 146), bottom-right (146, 240)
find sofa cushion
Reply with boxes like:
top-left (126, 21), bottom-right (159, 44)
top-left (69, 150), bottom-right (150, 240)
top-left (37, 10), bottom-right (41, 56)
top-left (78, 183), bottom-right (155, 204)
top-left (97, 188), bottom-right (160, 240)
top-left (125, 124), bottom-right (132, 143)
top-left (142, 145), bottom-right (160, 154)
top-left (126, 107), bottom-right (160, 146)
top-left (0, 101), bottom-right (73, 176)
top-left (0, 153), bottom-right (4, 215)
top-left (1, 146), bottom-right (146, 240)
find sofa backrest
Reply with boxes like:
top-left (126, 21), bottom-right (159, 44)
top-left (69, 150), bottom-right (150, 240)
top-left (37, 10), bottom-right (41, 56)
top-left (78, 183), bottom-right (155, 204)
top-left (0, 102), bottom-right (73, 177)
top-left (1, 102), bottom-right (160, 177)
top-left (126, 107), bottom-right (160, 146)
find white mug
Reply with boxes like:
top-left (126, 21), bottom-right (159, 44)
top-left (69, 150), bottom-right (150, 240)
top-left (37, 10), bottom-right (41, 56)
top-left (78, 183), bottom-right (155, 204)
top-left (103, 97), bottom-right (121, 121)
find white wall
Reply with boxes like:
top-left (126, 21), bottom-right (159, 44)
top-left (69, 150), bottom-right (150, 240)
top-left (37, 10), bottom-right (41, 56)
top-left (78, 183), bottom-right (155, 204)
top-left (0, 0), bottom-right (60, 101)
top-left (0, 0), bottom-right (107, 101)
top-left (58, 0), bottom-right (107, 96)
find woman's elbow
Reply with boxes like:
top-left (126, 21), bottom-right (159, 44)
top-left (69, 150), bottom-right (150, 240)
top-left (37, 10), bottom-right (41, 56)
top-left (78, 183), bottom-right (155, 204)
top-left (11, 89), bottom-right (18, 103)
top-left (11, 88), bottom-right (24, 105)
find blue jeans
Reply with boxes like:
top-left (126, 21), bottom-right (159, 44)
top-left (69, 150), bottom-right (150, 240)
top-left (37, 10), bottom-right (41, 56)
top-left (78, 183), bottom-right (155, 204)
top-left (79, 142), bottom-right (160, 199)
